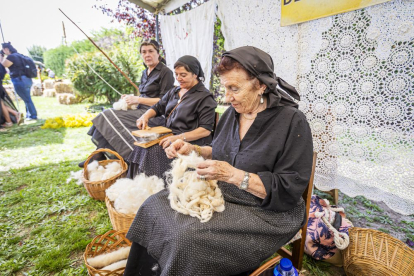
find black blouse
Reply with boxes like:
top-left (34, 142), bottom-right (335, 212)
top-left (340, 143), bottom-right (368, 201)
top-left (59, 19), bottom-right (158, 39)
top-left (212, 105), bottom-right (313, 212)
top-left (151, 82), bottom-right (217, 145)
top-left (138, 62), bottom-right (174, 106)
top-left (5, 53), bottom-right (24, 79)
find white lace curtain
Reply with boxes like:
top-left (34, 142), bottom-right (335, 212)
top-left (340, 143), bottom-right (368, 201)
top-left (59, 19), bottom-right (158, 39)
top-left (217, 0), bottom-right (414, 215)
top-left (159, 0), bottom-right (216, 89)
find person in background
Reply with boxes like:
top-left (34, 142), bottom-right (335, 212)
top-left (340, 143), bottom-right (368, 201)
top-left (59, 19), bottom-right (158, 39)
top-left (46, 68), bottom-right (55, 79)
top-left (1, 42), bottom-right (37, 121)
top-left (0, 63), bottom-right (21, 128)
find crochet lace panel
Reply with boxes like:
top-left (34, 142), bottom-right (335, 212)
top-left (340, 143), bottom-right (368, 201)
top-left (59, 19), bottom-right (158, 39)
top-left (217, 0), bottom-right (414, 215)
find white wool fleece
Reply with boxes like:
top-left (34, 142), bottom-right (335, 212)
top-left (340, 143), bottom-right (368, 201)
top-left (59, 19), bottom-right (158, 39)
top-left (106, 174), bottom-right (165, 215)
top-left (96, 259), bottom-right (127, 274)
top-left (167, 151), bottom-right (225, 223)
top-left (87, 246), bottom-right (130, 268)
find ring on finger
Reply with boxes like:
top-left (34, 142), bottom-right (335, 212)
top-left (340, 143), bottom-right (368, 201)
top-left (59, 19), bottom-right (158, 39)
top-left (199, 175), bottom-right (206, 181)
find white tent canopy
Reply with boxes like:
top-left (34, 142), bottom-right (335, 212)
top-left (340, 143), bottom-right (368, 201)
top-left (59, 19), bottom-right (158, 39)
top-left (128, 0), bottom-right (189, 14)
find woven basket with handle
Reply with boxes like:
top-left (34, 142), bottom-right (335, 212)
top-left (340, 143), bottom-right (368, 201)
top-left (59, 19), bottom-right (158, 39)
top-left (84, 229), bottom-right (131, 276)
top-left (343, 227), bottom-right (414, 276)
top-left (105, 196), bottom-right (135, 231)
top-left (82, 148), bottom-right (128, 201)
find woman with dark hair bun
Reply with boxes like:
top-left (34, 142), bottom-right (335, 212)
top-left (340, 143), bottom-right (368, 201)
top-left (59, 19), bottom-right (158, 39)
top-left (1, 42), bottom-right (37, 121)
top-left (80, 40), bottom-right (175, 167)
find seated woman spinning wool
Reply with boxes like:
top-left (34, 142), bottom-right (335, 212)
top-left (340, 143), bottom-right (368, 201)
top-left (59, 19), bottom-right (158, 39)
top-left (126, 55), bottom-right (217, 179)
top-left (123, 46), bottom-right (313, 276)
top-left (80, 40), bottom-right (174, 167)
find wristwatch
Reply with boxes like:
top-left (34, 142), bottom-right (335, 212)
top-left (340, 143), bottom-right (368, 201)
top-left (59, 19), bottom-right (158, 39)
top-left (239, 171), bottom-right (250, 190)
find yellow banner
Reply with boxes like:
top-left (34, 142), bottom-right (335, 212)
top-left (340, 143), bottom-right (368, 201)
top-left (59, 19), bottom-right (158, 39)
top-left (281, 0), bottom-right (391, 26)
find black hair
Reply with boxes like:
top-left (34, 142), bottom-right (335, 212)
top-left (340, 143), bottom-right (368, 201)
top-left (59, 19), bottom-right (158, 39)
top-left (173, 61), bottom-right (192, 73)
top-left (1, 42), bottom-right (18, 54)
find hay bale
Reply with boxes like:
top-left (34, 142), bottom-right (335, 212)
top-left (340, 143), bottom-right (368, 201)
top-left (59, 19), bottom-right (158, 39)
top-left (57, 93), bottom-right (79, 105)
top-left (54, 81), bottom-right (74, 94)
top-left (31, 83), bottom-right (43, 96)
top-left (43, 89), bottom-right (56, 97)
top-left (3, 85), bottom-right (17, 100)
top-left (44, 79), bottom-right (55, 90)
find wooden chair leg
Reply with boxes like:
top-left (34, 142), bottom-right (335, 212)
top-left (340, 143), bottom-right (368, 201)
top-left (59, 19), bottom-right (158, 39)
top-left (291, 238), bottom-right (305, 270)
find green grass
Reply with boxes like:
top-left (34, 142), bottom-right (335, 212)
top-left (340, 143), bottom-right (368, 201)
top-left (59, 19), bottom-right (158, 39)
top-left (0, 97), bottom-right (111, 275)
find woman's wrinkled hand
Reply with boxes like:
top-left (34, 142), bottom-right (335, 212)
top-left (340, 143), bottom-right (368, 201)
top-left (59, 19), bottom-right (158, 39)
top-left (159, 135), bottom-right (182, 149)
top-left (165, 139), bottom-right (194, 158)
top-left (196, 160), bottom-right (237, 182)
top-left (136, 115), bottom-right (149, 129)
top-left (125, 95), bottom-right (140, 105)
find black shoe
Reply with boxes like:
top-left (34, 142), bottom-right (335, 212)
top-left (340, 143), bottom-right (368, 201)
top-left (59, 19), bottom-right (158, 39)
top-left (78, 152), bottom-right (106, 168)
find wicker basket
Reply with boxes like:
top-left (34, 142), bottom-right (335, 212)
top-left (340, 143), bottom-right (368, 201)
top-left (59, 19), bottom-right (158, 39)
top-left (343, 227), bottom-right (414, 276)
top-left (83, 148), bottom-right (128, 201)
top-left (105, 196), bottom-right (135, 231)
top-left (84, 230), bottom-right (131, 276)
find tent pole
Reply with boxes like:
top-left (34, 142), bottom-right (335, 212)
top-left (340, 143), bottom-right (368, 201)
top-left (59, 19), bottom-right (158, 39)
top-left (155, 14), bottom-right (159, 42)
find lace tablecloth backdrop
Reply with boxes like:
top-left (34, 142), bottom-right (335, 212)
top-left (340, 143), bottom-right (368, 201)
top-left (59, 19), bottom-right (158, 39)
top-left (217, 0), bottom-right (414, 215)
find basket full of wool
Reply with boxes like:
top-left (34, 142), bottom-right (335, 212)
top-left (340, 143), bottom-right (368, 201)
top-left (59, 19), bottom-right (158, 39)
top-left (105, 173), bottom-right (165, 231)
top-left (84, 229), bottom-right (131, 276)
top-left (167, 151), bottom-right (225, 223)
top-left (82, 148), bottom-right (128, 201)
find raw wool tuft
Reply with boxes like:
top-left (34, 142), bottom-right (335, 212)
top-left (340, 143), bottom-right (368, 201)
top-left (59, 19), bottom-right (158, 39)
top-left (43, 89), bottom-right (56, 97)
top-left (86, 160), bottom-right (122, 182)
top-left (167, 151), bottom-right (225, 223)
top-left (87, 246), bottom-right (130, 268)
top-left (95, 259), bottom-right (127, 274)
top-left (66, 170), bottom-right (83, 185)
top-left (106, 173), bottom-right (165, 215)
top-left (113, 96), bottom-right (138, 111)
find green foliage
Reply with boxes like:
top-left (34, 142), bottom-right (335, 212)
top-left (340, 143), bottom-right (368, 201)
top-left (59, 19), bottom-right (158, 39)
top-left (27, 45), bottom-right (47, 64)
top-left (43, 27), bottom-right (128, 78)
top-left (44, 45), bottom-right (75, 77)
top-left (66, 40), bottom-right (144, 103)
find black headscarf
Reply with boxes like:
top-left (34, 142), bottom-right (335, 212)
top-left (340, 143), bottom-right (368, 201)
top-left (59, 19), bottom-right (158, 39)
top-left (222, 46), bottom-right (300, 108)
top-left (176, 55), bottom-right (205, 82)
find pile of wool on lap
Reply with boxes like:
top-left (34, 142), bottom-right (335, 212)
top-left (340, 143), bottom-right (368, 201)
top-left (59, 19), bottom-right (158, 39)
top-left (167, 151), bottom-right (225, 223)
top-left (113, 96), bottom-right (138, 111)
top-left (87, 160), bottom-right (122, 182)
top-left (87, 246), bottom-right (130, 272)
top-left (106, 173), bottom-right (165, 214)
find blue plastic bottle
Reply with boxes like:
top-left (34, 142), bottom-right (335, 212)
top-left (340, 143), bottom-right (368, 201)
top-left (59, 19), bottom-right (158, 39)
top-left (273, 258), bottom-right (299, 276)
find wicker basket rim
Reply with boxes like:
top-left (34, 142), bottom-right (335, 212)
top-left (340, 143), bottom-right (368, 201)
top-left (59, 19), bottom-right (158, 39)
top-left (83, 230), bottom-right (131, 274)
top-left (83, 148), bottom-right (128, 185)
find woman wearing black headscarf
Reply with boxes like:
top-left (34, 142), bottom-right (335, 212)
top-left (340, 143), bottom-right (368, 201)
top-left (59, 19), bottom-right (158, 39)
top-left (126, 55), bottom-right (217, 179)
top-left (123, 46), bottom-right (313, 276)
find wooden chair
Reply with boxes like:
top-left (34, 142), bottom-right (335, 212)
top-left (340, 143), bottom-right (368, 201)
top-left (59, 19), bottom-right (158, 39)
top-left (250, 152), bottom-right (317, 276)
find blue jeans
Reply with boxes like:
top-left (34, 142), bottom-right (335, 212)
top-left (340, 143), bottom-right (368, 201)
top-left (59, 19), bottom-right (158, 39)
top-left (11, 75), bottom-right (37, 119)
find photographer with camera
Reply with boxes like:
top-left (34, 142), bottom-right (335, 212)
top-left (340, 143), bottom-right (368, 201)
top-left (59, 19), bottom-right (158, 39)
top-left (1, 42), bottom-right (37, 120)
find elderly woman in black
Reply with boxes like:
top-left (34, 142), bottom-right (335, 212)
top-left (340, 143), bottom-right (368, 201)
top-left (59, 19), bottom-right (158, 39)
top-left (123, 46), bottom-right (313, 276)
top-left (80, 40), bottom-right (174, 167)
top-left (126, 55), bottom-right (217, 179)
